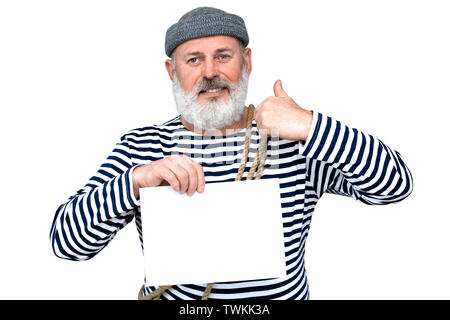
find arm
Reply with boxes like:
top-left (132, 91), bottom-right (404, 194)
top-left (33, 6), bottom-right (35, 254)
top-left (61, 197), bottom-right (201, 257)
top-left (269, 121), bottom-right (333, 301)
top-left (255, 79), bottom-right (413, 204)
top-left (49, 134), bottom-right (140, 261)
top-left (50, 131), bottom-right (206, 261)
top-left (302, 112), bottom-right (413, 204)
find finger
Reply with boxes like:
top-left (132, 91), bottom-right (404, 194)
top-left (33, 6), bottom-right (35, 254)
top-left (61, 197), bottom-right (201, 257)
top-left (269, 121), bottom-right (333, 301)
top-left (159, 180), bottom-right (170, 186)
top-left (273, 79), bottom-right (288, 98)
top-left (192, 161), bottom-right (205, 193)
top-left (253, 101), bottom-right (264, 119)
top-left (170, 163), bottom-right (190, 194)
top-left (253, 104), bottom-right (263, 126)
top-left (183, 162), bottom-right (198, 197)
top-left (253, 103), bottom-right (259, 117)
top-left (176, 156), bottom-right (199, 196)
top-left (159, 168), bottom-right (180, 193)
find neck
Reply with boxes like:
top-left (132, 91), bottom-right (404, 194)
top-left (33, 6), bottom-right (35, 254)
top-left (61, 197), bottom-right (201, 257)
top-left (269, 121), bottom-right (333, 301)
top-left (180, 106), bottom-right (250, 136)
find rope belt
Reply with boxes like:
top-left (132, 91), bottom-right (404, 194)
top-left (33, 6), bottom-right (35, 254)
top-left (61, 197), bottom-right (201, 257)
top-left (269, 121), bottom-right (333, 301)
top-left (138, 104), bottom-right (268, 300)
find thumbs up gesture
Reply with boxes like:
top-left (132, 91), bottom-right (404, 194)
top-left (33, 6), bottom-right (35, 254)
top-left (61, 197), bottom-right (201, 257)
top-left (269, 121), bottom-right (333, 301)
top-left (273, 79), bottom-right (289, 98)
top-left (254, 80), bottom-right (313, 141)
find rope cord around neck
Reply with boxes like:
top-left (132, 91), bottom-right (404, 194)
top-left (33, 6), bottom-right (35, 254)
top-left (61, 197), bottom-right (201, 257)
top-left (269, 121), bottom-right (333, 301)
top-left (138, 104), bottom-right (268, 300)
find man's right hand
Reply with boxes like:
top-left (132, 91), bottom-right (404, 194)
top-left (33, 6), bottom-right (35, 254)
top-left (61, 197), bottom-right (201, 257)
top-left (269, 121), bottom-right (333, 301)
top-left (132, 154), bottom-right (205, 200)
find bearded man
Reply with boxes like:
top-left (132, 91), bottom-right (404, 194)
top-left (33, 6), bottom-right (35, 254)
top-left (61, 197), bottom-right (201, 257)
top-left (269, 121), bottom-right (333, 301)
top-left (50, 7), bottom-right (413, 300)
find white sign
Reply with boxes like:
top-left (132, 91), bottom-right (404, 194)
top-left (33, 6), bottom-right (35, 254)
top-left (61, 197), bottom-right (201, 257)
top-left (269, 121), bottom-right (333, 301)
top-left (139, 178), bottom-right (286, 286)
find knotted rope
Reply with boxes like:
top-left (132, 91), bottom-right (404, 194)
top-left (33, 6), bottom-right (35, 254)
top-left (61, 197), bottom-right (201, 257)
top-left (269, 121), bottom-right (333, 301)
top-left (138, 104), bottom-right (268, 300)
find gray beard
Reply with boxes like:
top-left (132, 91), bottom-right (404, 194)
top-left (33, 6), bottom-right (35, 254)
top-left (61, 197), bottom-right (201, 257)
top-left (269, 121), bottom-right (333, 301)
top-left (172, 67), bottom-right (249, 131)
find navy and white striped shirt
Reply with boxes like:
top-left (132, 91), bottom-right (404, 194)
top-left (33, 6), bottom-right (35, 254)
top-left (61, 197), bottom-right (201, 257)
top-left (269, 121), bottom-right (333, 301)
top-left (49, 111), bottom-right (413, 299)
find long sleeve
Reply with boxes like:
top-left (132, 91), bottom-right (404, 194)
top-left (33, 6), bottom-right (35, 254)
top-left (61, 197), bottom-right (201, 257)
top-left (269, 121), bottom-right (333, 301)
top-left (301, 111), bottom-right (413, 205)
top-left (49, 134), bottom-right (140, 261)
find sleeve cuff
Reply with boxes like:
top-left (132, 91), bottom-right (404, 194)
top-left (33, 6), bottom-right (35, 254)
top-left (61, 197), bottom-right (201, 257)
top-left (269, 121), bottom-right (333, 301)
top-left (298, 110), bottom-right (320, 156)
top-left (299, 111), bottom-right (347, 164)
top-left (126, 165), bottom-right (141, 207)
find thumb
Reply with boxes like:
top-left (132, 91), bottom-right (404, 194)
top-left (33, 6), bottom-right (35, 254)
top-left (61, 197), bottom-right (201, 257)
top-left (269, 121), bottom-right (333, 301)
top-left (273, 79), bottom-right (289, 97)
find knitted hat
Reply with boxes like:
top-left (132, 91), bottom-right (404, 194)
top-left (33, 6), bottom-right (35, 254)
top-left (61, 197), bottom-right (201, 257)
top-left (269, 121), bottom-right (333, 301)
top-left (165, 7), bottom-right (249, 57)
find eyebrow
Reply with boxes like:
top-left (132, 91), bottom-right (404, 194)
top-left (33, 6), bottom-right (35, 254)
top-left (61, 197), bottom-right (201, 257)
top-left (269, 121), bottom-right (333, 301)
top-left (184, 47), bottom-right (233, 57)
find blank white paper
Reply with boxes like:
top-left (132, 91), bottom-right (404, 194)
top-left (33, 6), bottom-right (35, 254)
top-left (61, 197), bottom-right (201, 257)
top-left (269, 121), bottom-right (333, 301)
top-left (139, 178), bottom-right (287, 287)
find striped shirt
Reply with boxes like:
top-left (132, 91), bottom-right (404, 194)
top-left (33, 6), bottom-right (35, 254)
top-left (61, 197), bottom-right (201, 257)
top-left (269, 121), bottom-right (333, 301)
top-left (49, 111), bottom-right (413, 299)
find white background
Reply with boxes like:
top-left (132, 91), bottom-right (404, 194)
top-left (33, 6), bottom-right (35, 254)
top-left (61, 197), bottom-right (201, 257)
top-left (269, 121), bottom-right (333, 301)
top-left (0, 0), bottom-right (449, 299)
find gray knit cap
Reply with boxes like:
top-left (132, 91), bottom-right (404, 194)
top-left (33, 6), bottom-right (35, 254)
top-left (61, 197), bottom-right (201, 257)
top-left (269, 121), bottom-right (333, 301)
top-left (165, 7), bottom-right (249, 57)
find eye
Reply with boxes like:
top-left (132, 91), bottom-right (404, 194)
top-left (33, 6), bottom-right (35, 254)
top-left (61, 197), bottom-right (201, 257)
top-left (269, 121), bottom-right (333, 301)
top-left (219, 54), bottom-right (230, 60)
top-left (188, 57), bottom-right (199, 64)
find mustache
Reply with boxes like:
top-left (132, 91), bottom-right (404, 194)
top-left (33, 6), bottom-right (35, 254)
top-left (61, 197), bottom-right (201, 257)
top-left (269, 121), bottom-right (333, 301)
top-left (192, 77), bottom-right (235, 96)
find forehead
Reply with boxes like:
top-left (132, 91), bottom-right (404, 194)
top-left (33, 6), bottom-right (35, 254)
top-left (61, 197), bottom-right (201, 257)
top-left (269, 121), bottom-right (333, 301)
top-left (174, 35), bottom-right (241, 57)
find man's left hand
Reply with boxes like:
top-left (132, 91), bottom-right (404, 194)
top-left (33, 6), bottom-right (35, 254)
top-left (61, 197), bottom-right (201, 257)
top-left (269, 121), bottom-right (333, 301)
top-left (254, 80), bottom-right (312, 141)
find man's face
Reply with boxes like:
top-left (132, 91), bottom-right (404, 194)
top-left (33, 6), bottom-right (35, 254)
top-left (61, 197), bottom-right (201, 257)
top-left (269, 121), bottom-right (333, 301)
top-left (168, 35), bottom-right (251, 105)
top-left (166, 35), bottom-right (252, 130)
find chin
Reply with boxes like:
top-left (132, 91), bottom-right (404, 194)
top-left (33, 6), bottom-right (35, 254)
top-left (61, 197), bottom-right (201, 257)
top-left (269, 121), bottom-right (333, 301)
top-left (198, 92), bottom-right (230, 105)
top-left (199, 97), bottom-right (224, 105)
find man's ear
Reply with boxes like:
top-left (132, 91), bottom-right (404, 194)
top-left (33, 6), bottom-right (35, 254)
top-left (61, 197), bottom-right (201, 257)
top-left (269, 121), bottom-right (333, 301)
top-left (165, 59), bottom-right (174, 82)
top-left (244, 47), bottom-right (252, 76)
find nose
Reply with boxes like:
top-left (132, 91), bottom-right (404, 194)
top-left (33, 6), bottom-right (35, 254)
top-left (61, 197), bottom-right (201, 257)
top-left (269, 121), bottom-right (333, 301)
top-left (202, 58), bottom-right (219, 79)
